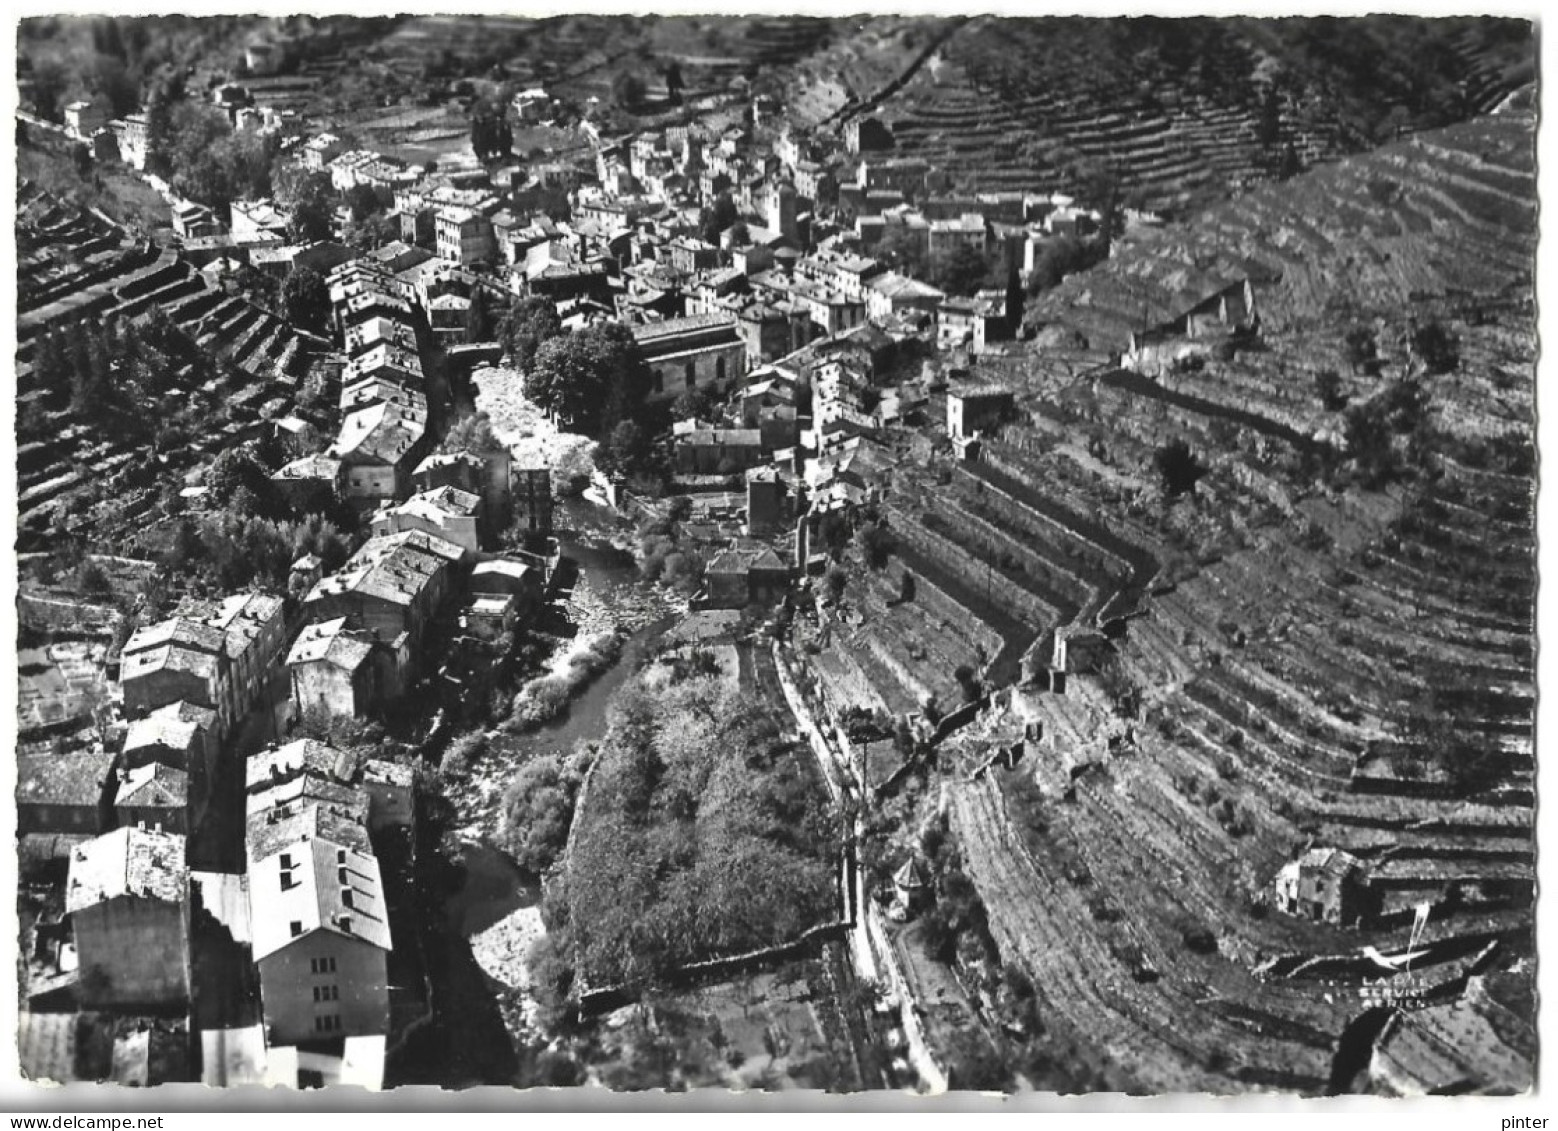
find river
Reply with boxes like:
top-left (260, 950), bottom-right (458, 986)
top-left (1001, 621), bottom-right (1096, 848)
top-left (445, 497), bottom-right (683, 923)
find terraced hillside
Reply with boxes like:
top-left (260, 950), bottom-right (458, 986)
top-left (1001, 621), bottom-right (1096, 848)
top-left (821, 107), bottom-right (1535, 1092)
top-left (814, 15), bottom-right (1533, 212)
top-left (14, 186), bottom-right (342, 552)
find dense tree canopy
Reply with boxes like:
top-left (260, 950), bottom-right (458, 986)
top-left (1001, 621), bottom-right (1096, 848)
top-left (929, 242), bottom-right (1002, 297)
top-left (281, 265), bottom-right (330, 332)
top-left (160, 101), bottom-right (276, 214)
top-left (470, 98), bottom-right (514, 163)
top-left (1153, 438), bottom-right (1206, 497)
top-left (699, 193), bottom-right (737, 246)
top-left (497, 295), bottom-right (564, 371)
top-left (524, 322), bottom-right (652, 436)
top-left (565, 675), bottom-right (840, 990)
top-left (442, 411), bottom-right (506, 456)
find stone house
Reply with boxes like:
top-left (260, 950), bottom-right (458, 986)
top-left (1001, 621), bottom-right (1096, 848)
top-left (330, 401), bottom-right (428, 504)
top-left (66, 827), bottom-right (190, 1011)
top-left (1274, 848), bottom-right (1370, 926)
top-left (946, 385), bottom-right (1015, 439)
top-left (114, 763), bottom-right (188, 836)
top-left (370, 486), bottom-right (482, 558)
top-left (121, 701), bottom-right (216, 774)
top-left (249, 839), bottom-right (393, 1046)
top-left (286, 619), bottom-right (391, 724)
top-left (303, 530), bottom-right (464, 658)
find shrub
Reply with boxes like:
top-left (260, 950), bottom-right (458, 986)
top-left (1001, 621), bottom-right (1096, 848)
top-left (500, 754), bottom-right (582, 873)
top-left (76, 559), bottom-right (111, 595)
top-left (441, 731), bottom-right (488, 777)
top-left (1153, 439), bottom-right (1205, 497)
top-left (511, 675), bottom-right (573, 730)
top-left (857, 523), bottom-right (895, 570)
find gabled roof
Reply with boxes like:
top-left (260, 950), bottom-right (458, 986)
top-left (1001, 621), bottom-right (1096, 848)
top-left (330, 401), bottom-right (426, 465)
top-left (285, 618), bottom-right (376, 674)
top-left (66, 827), bottom-right (187, 914)
top-left (304, 529), bottom-right (462, 609)
top-left (395, 485), bottom-right (481, 520)
top-left (121, 643), bottom-right (221, 686)
top-left (116, 763), bottom-right (188, 810)
top-left (18, 746), bottom-right (114, 809)
top-left (123, 618), bottom-right (224, 659)
top-left (249, 838), bottom-right (392, 960)
top-left (124, 701), bottom-right (215, 754)
top-left (246, 772), bottom-right (365, 823)
top-left (246, 803), bottom-right (372, 864)
top-left (246, 738), bottom-right (356, 794)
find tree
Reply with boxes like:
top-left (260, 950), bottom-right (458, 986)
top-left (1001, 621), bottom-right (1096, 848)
top-left (288, 195), bottom-right (334, 245)
top-left (700, 193), bottom-right (737, 247)
top-left (443, 411), bottom-right (506, 455)
top-left (497, 296), bottom-right (563, 371)
top-left (1257, 86), bottom-right (1282, 148)
top-left (344, 182), bottom-right (383, 223)
top-left (1314, 368), bottom-right (1345, 411)
top-left (826, 566), bottom-right (848, 603)
top-left (1344, 400), bottom-right (1396, 488)
top-left (857, 523), bottom-right (894, 569)
top-left (1153, 438), bottom-right (1206, 498)
top-left (464, 287), bottom-right (493, 344)
top-left (281, 266), bottom-right (330, 332)
top-left (597, 418), bottom-right (654, 481)
top-left (899, 571), bottom-right (917, 603)
top-left (206, 445), bottom-right (274, 509)
top-left (1343, 326), bottom-right (1377, 375)
top-left (664, 61), bottom-right (685, 106)
top-left (500, 755), bottom-right (580, 873)
top-left (1411, 319), bottom-right (1459, 375)
top-left (524, 322), bottom-right (652, 436)
top-left (877, 223), bottom-right (928, 277)
top-left (470, 98), bottom-right (513, 163)
top-left (930, 242), bottom-right (997, 297)
top-left (1278, 141), bottom-right (1303, 181)
top-left (612, 71), bottom-right (647, 112)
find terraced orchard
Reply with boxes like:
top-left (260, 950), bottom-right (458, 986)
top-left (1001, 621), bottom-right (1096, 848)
top-left (823, 107), bottom-right (1534, 1093)
top-left (15, 186), bottom-right (342, 552)
top-left (817, 15), bottom-right (1532, 213)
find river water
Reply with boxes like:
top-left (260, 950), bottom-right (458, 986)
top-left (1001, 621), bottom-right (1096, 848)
top-left (445, 497), bottom-right (682, 933)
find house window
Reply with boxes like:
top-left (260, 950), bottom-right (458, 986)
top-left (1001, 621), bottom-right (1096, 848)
top-left (314, 1014), bottom-right (341, 1033)
top-left (310, 956), bottom-right (338, 975)
top-left (313, 984), bottom-right (340, 1002)
top-left (716, 357), bottom-right (727, 384)
top-left (289, 920), bottom-right (303, 937)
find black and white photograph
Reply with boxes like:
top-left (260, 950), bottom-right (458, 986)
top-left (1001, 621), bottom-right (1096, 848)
top-left (4, 5), bottom-right (1543, 1107)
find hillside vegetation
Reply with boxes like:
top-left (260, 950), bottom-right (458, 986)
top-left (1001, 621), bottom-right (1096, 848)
top-left (816, 106), bottom-right (1535, 1092)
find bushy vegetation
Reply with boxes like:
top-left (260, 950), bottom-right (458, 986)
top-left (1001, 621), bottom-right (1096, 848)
top-left (524, 322), bottom-right (653, 437)
top-left (560, 676), bottom-right (839, 993)
top-left (499, 743), bottom-right (593, 873)
top-left (507, 632), bottom-right (625, 733)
